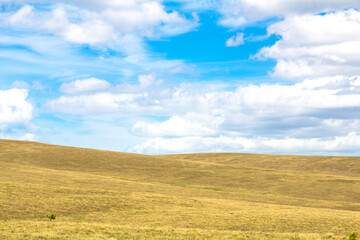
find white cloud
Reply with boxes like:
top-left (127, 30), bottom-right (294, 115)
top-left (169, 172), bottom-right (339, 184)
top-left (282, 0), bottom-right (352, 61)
top-left (116, 73), bottom-right (160, 92)
top-left (48, 73), bottom-right (164, 114)
top-left (104, 1), bottom-right (194, 38)
top-left (61, 20), bottom-right (115, 45)
top-left (3, 1), bottom-right (198, 45)
top-left (60, 78), bottom-right (112, 94)
top-left (233, 76), bottom-right (360, 111)
top-left (3, 1), bottom-right (360, 155)
top-left (131, 113), bottom-right (224, 137)
top-left (217, 0), bottom-right (360, 27)
top-left (0, 89), bottom-right (33, 128)
top-left (13, 6), bottom-right (117, 45)
top-left (20, 5), bottom-right (116, 45)
top-left (132, 132), bottom-right (360, 155)
top-left (47, 75), bottom-right (360, 140)
top-left (20, 133), bottom-right (36, 140)
top-left (11, 80), bottom-right (30, 89)
top-left (47, 75), bottom-right (360, 116)
top-left (6, 0), bottom-right (163, 11)
top-left (0, 2), bottom-right (196, 82)
top-left (257, 9), bottom-right (360, 78)
top-left (45, 73), bottom-right (360, 154)
top-left (11, 80), bottom-right (44, 90)
top-left (46, 92), bottom-right (144, 114)
top-left (0, 132), bottom-right (36, 141)
top-left (6, 4), bottom-right (34, 25)
top-left (226, 32), bottom-right (244, 47)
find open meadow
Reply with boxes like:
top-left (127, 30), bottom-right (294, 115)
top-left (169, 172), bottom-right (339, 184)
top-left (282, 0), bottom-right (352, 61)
top-left (0, 139), bottom-right (359, 239)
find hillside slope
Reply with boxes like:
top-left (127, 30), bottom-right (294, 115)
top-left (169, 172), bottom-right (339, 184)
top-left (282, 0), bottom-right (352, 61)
top-left (0, 140), bottom-right (359, 239)
top-left (163, 153), bottom-right (360, 177)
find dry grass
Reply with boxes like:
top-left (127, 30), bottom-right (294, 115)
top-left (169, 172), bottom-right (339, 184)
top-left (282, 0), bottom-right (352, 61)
top-left (0, 139), bottom-right (359, 239)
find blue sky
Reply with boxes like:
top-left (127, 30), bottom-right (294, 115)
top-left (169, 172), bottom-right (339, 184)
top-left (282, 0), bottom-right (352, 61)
top-left (1, 0), bottom-right (360, 155)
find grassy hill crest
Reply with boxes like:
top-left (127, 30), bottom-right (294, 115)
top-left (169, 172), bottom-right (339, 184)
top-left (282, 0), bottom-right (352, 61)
top-left (0, 139), bottom-right (359, 239)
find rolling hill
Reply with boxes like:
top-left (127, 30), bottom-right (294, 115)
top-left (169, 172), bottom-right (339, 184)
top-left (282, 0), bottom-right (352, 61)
top-left (0, 139), bottom-right (359, 239)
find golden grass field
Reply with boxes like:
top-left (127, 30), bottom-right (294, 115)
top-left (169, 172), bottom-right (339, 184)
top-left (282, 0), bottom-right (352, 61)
top-left (0, 139), bottom-right (359, 239)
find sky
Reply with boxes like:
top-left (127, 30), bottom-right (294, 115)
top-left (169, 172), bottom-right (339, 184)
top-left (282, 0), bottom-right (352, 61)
top-left (1, 0), bottom-right (360, 155)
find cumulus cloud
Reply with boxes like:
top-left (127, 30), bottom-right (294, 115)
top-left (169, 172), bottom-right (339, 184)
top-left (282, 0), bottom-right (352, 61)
top-left (131, 113), bottom-right (224, 137)
top-left (11, 80), bottom-right (44, 90)
top-left (217, 0), bottom-right (360, 27)
top-left (132, 132), bottom-right (360, 155)
top-left (11, 80), bottom-right (30, 89)
top-left (46, 92), bottom-right (145, 114)
top-left (116, 73), bottom-right (161, 92)
top-left (48, 73), bottom-right (164, 114)
top-left (257, 9), bottom-right (360, 78)
top-left (48, 75), bottom-right (360, 116)
top-left (43, 72), bottom-right (360, 154)
top-left (226, 32), bottom-right (244, 47)
top-left (131, 75), bottom-right (360, 154)
top-left (0, 89), bottom-right (33, 128)
top-left (58, 20), bottom-right (115, 45)
top-left (3, 0), bottom-right (198, 45)
top-left (0, 132), bottom-right (36, 141)
top-left (5, 4), bottom-right (34, 25)
top-left (60, 78), bottom-right (112, 94)
top-left (4, 0), bottom-right (164, 11)
top-left (104, 1), bottom-right (196, 38)
top-left (5, 5), bottom-right (116, 45)
top-left (233, 76), bottom-right (360, 111)
top-left (0, 88), bottom-right (37, 142)
top-left (0, 1), bottom-right (195, 86)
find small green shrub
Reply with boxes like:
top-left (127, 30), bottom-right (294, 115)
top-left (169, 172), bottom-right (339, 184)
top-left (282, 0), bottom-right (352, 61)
top-left (349, 232), bottom-right (359, 240)
top-left (46, 214), bottom-right (56, 221)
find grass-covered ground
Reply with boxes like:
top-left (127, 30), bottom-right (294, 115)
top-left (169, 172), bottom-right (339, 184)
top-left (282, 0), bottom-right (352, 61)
top-left (0, 139), bottom-right (359, 239)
